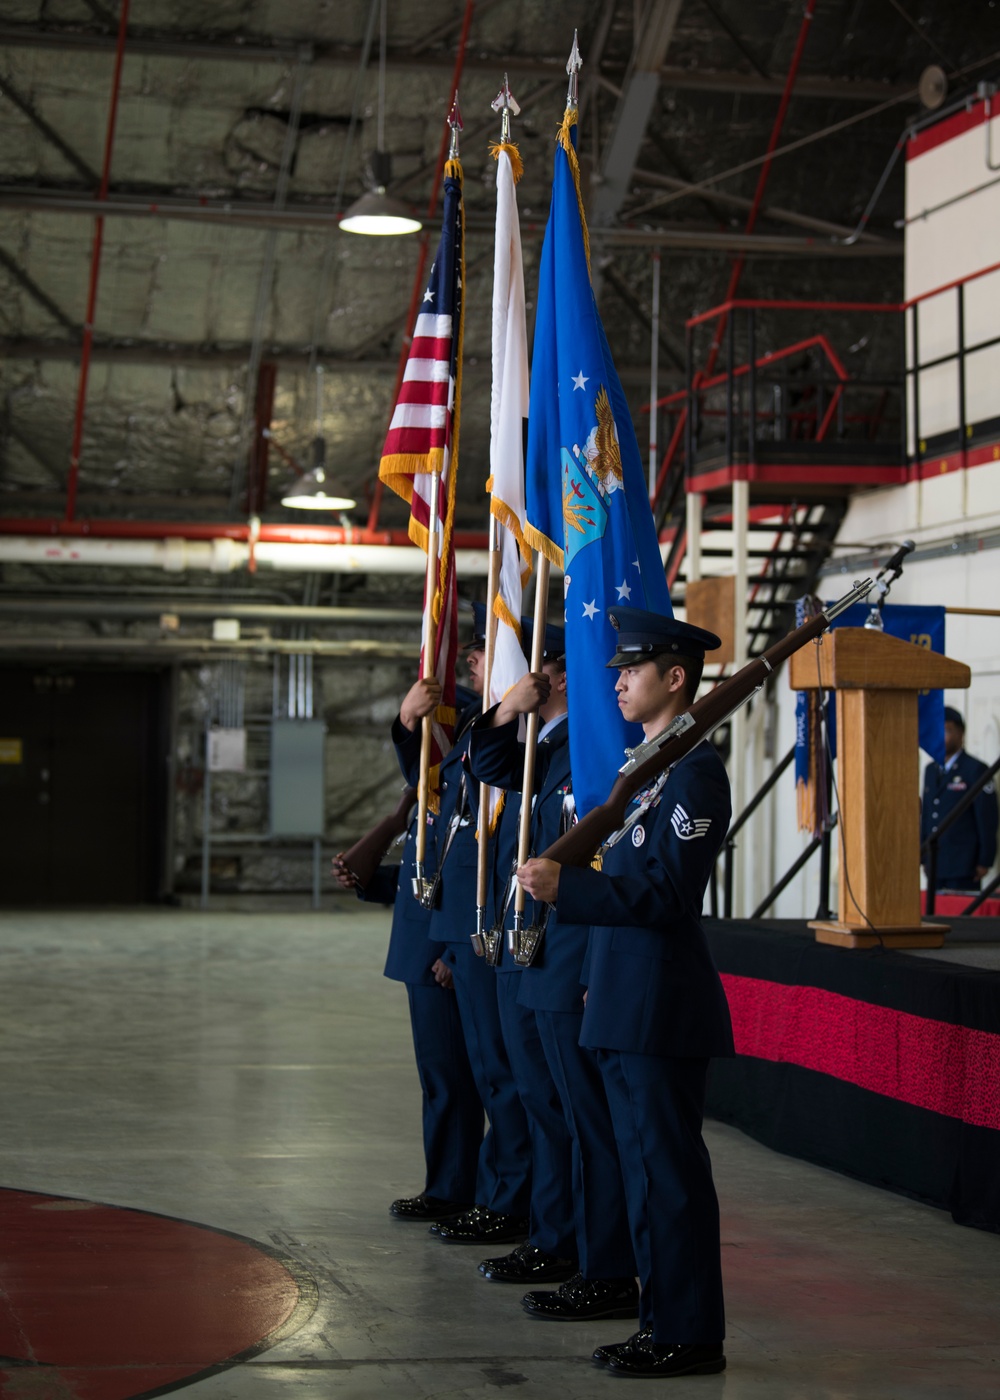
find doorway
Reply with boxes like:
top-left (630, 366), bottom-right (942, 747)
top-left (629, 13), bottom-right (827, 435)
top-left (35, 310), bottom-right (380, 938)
top-left (0, 667), bottom-right (170, 905)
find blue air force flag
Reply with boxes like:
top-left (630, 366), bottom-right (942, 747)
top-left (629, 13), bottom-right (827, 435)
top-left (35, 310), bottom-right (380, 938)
top-left (525, 111), bottom-right (671, 817)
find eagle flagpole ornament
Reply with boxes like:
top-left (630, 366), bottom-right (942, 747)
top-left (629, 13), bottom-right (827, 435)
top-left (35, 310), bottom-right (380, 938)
top-left (377, 92), bottom-right (466, 901)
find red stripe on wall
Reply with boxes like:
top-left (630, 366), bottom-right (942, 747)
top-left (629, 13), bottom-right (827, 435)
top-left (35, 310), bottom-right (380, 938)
top-left (721, 973), bottom-right (1000, 1131)
top-left (907, 100), bottom-right (989, 161)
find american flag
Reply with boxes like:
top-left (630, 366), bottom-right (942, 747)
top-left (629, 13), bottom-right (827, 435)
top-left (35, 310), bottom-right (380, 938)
top-left (379, 159), bottom-right (465, 806)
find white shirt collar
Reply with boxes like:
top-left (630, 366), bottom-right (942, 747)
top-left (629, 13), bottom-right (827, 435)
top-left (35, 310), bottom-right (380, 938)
top-left (538, 712), bottom-right (568, 743)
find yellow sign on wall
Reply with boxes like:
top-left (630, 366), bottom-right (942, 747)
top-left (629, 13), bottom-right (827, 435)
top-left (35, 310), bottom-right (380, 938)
top-left (0, 739), bottom-right (23, 764)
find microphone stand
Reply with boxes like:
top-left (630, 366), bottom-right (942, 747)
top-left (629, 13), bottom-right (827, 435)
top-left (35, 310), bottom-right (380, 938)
top-left (864, 539), bottom-right (915, 630)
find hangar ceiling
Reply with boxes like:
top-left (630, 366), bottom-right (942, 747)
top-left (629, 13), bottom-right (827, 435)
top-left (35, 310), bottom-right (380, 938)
top-left (0, 0), bottom-right (997, 567)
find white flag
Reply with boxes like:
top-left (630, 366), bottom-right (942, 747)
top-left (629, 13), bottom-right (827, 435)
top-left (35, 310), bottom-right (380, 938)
top-left (486, 143), bottom-right (531, 826)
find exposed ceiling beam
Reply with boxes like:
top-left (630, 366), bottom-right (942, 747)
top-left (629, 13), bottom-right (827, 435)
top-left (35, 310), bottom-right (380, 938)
top-left (0, 335), bottom-right (401, 371)
top-left (0, 188), bottom-right (901, 254)
top-left (0, 635), bottom-right (422, 661)
top-left (0, 245), bottom-right (78, 331)
top-left (0, 25), bottom-right (914, 102)
top-left (629, 167), bottom-right (886, 242)
top-left (0, 337), bottom-right (680, 386)
top-left (0, 597), bottom-right (423, 623)
top-left (697, 0), bottom-right (770, 80)
top-left (0, 69), bottom-right (99, 184)
top-left (590, 0), bottom-right (683, 233)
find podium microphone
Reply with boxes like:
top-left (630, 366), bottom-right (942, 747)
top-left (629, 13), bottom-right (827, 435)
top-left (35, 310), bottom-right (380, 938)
top-left (877, 538), bottom-right (915, 580)
top-left (865, 540), bottom-right (915, 629)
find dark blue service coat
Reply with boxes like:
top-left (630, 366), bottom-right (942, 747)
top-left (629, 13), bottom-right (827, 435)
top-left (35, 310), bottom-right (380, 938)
top-left (920, 750), bottom-right (998, 889)
top-left (468, 709), bottom-right (585, 1007)
top-left (393, 700), bottom-right (532, 1218)
top-left (358, 813), bottom-right (482, 1205)
top-left (560, 742), bottom-right (734, 1059)
top-left (557, 740), bottom-right (733, 1341)
top-left (468, 709), bottom-right (634, 1277)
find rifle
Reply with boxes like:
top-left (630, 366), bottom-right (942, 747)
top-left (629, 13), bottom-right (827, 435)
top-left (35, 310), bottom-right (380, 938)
top-left (540, 578), bottom-right (873, 868)
top-left (336, 785), bottom-right (418, 890)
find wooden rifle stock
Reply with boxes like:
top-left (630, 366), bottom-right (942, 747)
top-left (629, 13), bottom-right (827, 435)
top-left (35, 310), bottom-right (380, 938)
top-left (541, 577), bottom-right (873, 868)
top-left (340, 786), bottom-right (418, 889)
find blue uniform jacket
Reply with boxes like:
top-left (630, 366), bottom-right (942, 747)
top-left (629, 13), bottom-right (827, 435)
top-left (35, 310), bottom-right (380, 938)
top-left (921, 750), bottom-right (998, 881)
top-left (467, 709), bottom-right (589, 1013)
top-left (557, 742), bottom-right (735, 1058)
top-left (394, 700), bottom-right (483, 946)
top-left (358, 812), bottom-right (447, 986)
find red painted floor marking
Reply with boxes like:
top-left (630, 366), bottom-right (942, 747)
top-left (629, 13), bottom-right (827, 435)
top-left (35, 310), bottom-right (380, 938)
top-left (0, 1188), bottom-right (306, 1399)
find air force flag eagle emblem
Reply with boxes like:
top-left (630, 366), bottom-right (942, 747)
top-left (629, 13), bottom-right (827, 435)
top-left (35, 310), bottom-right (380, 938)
top-left (670, 804), bottom-right (712, 841)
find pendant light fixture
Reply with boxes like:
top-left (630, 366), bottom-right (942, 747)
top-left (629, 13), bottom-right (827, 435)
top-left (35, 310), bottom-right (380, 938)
top-left (278, 369), bottom-right (357, 511)
top-left (341, 0), bottom-right (421, 236)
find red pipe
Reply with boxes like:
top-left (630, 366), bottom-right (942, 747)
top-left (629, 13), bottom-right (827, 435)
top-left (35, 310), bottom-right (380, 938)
top-left (686, 296), bottom-right (900, 330)
top-left (64, 0), bottom-right (131, 524)
top-left (0, 516), bottom-right (489, 548)
top-left (366, 0), bottom-right (477, 533)
top-left (702, 0), bottom-right (816, 379)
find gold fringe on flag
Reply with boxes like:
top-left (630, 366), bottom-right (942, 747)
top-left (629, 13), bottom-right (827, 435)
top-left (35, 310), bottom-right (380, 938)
top-left (489, 140), bottom-right (524, 183)
top-left (524, 520), bottom-right (565, 571)
top-left (557, 107), bottom-right (591, 281)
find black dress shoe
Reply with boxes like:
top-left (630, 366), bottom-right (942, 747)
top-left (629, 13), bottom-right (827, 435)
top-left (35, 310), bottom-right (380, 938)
top-left (520, 1272), bottom-right (640, 1320)
top-left (607, 1341), bottom-right (725, 1378)
top-left (389, 1194), bottom-right (472, 1221)
top-left (478, 1243), bottom-right (578, 1283)
top-left (430, 1205), bottom-right (531, 1244)
top-left (592, 1326), bottom-right (653, 1367)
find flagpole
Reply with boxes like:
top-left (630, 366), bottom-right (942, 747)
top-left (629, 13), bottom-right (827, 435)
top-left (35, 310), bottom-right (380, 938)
top-left (413, 98), bottom-right (464, 904)
top-left (508, 39), bottom-right (576, 954)
top-left (510, 553), bottom-right (549, 958)
top-left (474, 513), bottom-right (502, 956)
top-left (476, 75), bottom-right (525, 960)
top-left (414, 466), bottom-right (440, 898)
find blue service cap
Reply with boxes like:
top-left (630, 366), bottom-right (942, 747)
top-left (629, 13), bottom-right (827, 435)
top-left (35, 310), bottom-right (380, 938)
top-left (943, 706), bottom-right (965, 728)
top-left (605, 606), bottom-right (722, 668)
top-left (462, 600), bottom-right (487, 651)
top-left (520, 616), bottom-right (566, 662)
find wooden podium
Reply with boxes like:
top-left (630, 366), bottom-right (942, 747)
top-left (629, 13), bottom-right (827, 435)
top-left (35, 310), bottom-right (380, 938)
top-left (788, 628), bottom-right (970, 949)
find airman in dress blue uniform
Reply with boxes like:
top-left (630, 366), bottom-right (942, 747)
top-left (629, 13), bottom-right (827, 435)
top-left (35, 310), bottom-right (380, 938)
top-left (920, 707), bottom-right (998, 892)
top-left (468, 620), bottom-right (637, 1314)
top-left (518, 607), bottom-right (733, 1380)
top-left (333, 797), bottom-right (483, 1221)
top-left (467, 622), bottom-right (576, 1284)
top-left (393, 605), bottom-right (533, 1245)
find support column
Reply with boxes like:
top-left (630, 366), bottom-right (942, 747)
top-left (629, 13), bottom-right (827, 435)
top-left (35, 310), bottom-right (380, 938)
top-left (685, 490), bottom-right (702, 586)
top-left (730, 477), bottom-right (750, 913)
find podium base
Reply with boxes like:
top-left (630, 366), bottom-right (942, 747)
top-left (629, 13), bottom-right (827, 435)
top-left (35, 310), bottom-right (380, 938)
top-left (808, 920), bottom-right (947, 950)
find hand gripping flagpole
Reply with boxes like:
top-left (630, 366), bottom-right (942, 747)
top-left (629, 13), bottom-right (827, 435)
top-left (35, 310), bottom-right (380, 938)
top-left (473, 517), bottom-right (502, 957)
top-left (509, 555), bottom-right (550, 964)
top-left (414, 98), bottom-right (463, 904)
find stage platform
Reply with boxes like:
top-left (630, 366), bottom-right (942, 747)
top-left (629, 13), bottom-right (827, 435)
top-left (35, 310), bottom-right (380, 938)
top-left (705, 917), bottom-right (1000, 1234)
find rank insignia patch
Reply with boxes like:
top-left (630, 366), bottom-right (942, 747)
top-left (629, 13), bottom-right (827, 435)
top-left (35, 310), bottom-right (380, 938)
top-left (670, 804), bottom-right (712, 840)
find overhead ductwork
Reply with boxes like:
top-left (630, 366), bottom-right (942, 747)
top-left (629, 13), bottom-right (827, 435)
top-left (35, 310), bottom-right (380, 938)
top-left (0, 535), bottom-right (492, 576)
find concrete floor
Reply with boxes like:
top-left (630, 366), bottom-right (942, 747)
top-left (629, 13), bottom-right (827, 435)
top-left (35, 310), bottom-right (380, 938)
top-left (0, 906), bottom-right (997, 1398)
